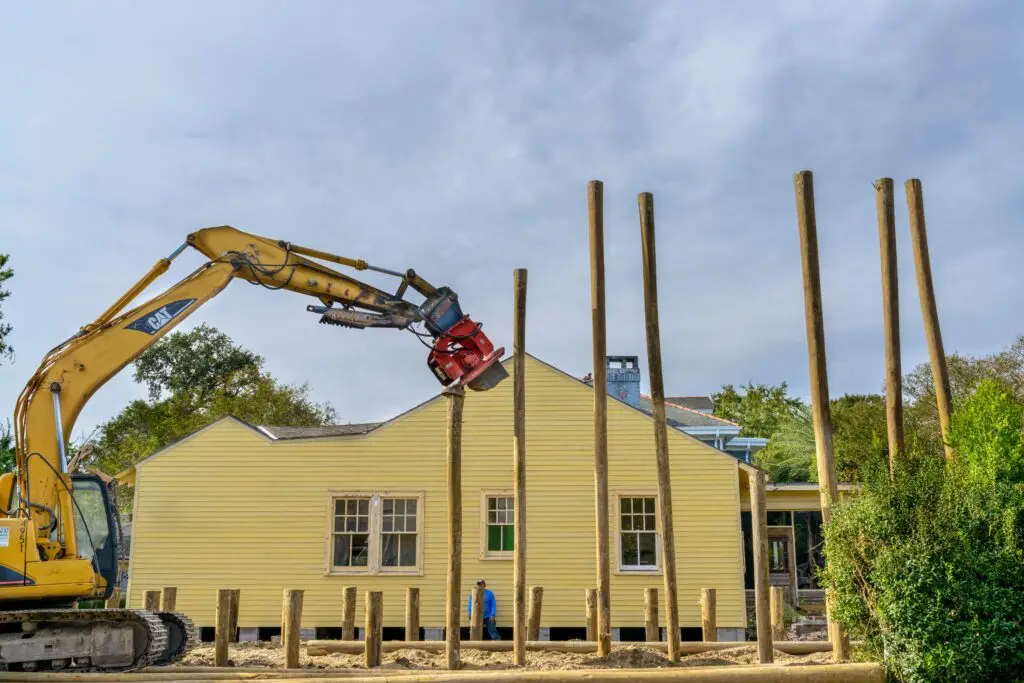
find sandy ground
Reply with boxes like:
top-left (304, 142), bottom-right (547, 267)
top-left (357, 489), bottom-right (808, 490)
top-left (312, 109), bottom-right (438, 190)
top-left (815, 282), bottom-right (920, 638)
top-left (181, 642), bottom-right (835, 671)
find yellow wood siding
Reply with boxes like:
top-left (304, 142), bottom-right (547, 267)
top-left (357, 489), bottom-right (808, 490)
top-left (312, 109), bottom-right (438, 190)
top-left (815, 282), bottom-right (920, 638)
top-left (128, 355), bottom-right (746, 630)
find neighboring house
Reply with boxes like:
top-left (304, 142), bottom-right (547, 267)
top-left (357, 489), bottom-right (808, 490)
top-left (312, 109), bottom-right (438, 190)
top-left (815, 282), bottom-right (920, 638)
top-left (582, 356), bottom-right (769, 463)
top-left (123, 353), bottom-right (840, 641)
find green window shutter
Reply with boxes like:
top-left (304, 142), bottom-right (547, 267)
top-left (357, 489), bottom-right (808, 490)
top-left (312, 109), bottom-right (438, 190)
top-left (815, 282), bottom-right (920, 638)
top-left (487, 525), bottom-right (502, 551)
top-left (501, 524), bottom-right (514, 551)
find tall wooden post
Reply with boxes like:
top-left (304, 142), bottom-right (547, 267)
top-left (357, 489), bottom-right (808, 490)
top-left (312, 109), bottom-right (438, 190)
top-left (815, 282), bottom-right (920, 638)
top-left (700, 588), bottom-right (717, 642)
top-left (875, 178), bottom-right (904, 479)
top-left (282, 589), bottom-right (303, 670)
top-left (528, 587), bottom-right (543, 641)
top-left (585, 588), bottom-right (597, 642)
top-left (228, 589), bottom-right (240, 643)
top-left (771, 586), bottom-right (786, 642)
top-left (470, 584), bottom-right (485, 641)
top-left (749, 470), bottom-right (772, 664)
top-left (444, 384), bottom-right (466, 670)
top-left (143, 590), bottom-right (160, 612)
top-left (588, 179), bottom-right (612, 658)
top-left (215, 589), bottom-right (231, 668)
top-left (906, 178), bottom-right (954, 460)
top-left (794, 170), bottom-right (849, 660)
top-left (644, 588), bottom-right (659, 642)
top-left (365, 591), bottom-right (383, 668)
top-left (160, 587), bottom-right (177, 612)
top-left (342, 586), bottom-right (357, 640)
top-left (638, 191), bottom-right (681, 662)
top-left (512, 267), bottom-right (528, 666)
top-left (406, 587), bottom-right (420, 641)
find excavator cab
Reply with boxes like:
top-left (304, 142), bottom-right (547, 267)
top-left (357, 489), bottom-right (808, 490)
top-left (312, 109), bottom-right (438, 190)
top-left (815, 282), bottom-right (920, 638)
top-left (69, 473), bottom-right (120, 600)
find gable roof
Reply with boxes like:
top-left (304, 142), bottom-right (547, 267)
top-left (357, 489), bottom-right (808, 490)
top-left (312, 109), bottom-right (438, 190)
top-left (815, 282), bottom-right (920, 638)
top-left (638, 394), bottom-right (739, 429)
top-left (666, 396), bottom-right (714, 412)
top-left (121, 352), bottom-right (761, 477)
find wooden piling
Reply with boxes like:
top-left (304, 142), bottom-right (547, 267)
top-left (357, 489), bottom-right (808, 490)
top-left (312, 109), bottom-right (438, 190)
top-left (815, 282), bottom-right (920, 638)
top-left (406, 587), bottom-right (421, 641)
top-left (794, 169), bottom-right (849, 661)
top-left (906, 178), bottom-right (954, 460)
top-left (365, 590), bottom-right (383, 668)
top-left (513, 267), bottom-right (528, 666)
top-left (528, 587), bottom-right (543, 641)
top-left (585, 588), bottom-right (597, 642)
top-left (875, 178), bottom-right (904, 479)
top-left (445, 384), bottom-right (466, 670)
top-left (228, 589), bottom-right (240, 643)
top-left (771, 587), bottom-right (786, 642)
top-left (748, 469), bottom-right (772, 664)
top-left (587, 179), bottom-right (612, 658)
top-left (342, 586), bottom-right (357, 640)
top-left (143, 590), bottom-right (160, 612)
top-left (644, 588), bottom-right (659, 642)
top-left (637, 191), bottom-right (681, 663)
top-left (215, 589), bottom-right (231, 668)
top-left (471, 584), bottom-right (485, 642)
top-left (282, 589), bottom-right (304, 670)
top-left (160, 586), bottom-right (177, 612)
top-left (700, 589), bottom-right (717, 642)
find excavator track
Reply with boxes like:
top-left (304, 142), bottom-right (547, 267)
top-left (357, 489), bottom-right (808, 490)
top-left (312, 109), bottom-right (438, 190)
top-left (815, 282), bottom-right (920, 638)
top-left (154, 611), bottom-right (198, 666)
top-left (0, 608), bottom-right (170, 673)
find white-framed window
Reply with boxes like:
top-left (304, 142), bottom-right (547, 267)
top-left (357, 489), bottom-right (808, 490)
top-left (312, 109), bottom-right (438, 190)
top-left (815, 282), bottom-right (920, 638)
top-left (480, 491), bottom-right (514, 559)
top-left (327, 491), bottom-right (424, 574)
top-left (616, 494), bottom-right (660, 572)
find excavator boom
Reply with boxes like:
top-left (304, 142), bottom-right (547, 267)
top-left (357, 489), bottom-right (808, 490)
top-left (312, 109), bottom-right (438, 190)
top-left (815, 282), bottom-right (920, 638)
top-left (0, 225), bottom-right (506, 672)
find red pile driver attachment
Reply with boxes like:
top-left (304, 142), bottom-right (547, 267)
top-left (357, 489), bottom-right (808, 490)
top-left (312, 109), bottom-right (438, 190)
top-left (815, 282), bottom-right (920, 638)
top-left (421, 289), bottom-right (507, 391)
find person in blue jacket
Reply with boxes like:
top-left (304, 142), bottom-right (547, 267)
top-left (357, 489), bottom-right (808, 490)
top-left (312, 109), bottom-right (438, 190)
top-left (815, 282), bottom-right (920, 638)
top-left (467, 579), bottom-right (500, 640)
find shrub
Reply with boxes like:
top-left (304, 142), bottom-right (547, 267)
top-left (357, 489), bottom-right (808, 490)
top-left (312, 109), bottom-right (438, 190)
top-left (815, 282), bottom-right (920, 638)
top-left (819, 379), bottom-right (1024, 683)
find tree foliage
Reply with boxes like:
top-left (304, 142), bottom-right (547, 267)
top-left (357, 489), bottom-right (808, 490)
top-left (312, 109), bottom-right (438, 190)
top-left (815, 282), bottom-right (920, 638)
top-left (711, 381), bottom-right (803, 438)
top-left (89, 325), bottom-right (336, 476)
top-left (820, 379), bottom-right (1024, 682)
top-left (0, 420), bottom-right (13, 474)
top-left (0, 253), bottom-right (13, 365)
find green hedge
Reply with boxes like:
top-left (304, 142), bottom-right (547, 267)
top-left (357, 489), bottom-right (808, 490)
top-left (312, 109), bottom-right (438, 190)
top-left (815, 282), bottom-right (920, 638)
top-left (820, 379), bottom-right (1024, 683)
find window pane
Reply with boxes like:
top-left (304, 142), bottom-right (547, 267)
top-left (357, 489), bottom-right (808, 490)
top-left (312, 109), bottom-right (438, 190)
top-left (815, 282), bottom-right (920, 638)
top-left (489, 498), bottom-right (497, 511)
top-left (644, 498), bottom-right (655, 514)
top-left (407, 499), bottom-right (416, 515)
top-left (638, 532), bottom-right (656, 566)
top-left (620, 498), bottom-right (631, 514)
top-left (644, 514), bottom-right (656, 531)
top-left (622, 532), bottom-right (638, 566)
top-left (334, 517), bottom-right (346, 533)
top-left (488, 525), bottom-right (502, 551)
top-left (399, 534), bottom-right (416, 566)
top-left (488, 510), bottom-right (497, 524)
top-left (347, 500), bottom-right (357, 515)
top-left (394, 517), bottom-right (405, 532)
top-left (383, 516), bottom-right (393, 532)
top-left (334, 534), bottom-right (351, 566)
top-left (406, 513), bottom-right (416, 532)
top-left (381, 534), bottom-right (398, 567)
top-left (357, 516), bottom-right (368, 533)
top-left (358, 499), bottom-right (368, 515)
top-left (335, 500), bottom-right (345, 516)
top-left (383, 499), bottom-right (393, 514)
top-left (502, 525), bottom-right (514, 551)
top-left (497, 498), bottom-right (506, 511)
top-left (345, 517), bottom-right (357, 532)
top-left (621, 514), bottom-right (632, 531)
top-left (351, 534), bottom-right (369, 566)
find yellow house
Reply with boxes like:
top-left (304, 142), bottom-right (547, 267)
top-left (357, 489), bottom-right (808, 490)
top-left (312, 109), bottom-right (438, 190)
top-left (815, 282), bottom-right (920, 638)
top-left (125, 353), bottom-right (835, 642)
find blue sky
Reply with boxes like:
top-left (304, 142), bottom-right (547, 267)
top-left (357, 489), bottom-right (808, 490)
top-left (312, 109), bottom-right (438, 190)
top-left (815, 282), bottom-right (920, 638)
top-left (2, 1), bottom-right (1022, 442)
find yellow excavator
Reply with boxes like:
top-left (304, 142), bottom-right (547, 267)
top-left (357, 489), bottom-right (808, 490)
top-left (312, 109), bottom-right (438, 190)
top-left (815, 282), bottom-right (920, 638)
top-left (0, 226), bottom-right (507, 672)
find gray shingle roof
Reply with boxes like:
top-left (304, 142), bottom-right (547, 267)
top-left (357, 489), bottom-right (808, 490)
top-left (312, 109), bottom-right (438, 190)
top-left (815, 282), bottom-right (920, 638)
top-left (262, 423), bottom-right (382, 439)
top-left (637, 396), bottom-right (738, 428)
top-left (666, 396), bottom-right (714, 412)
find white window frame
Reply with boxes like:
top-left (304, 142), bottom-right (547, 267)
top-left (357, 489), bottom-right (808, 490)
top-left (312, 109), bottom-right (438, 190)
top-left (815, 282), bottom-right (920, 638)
top-left (325, 490), bottom-right (425, 576)
top-left (479, 489), bottom-right (515, 560)
top-left (613, 491), bottom-right (662, 575)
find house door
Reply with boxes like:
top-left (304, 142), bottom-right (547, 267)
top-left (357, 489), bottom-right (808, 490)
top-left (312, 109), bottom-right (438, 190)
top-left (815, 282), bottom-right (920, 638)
top-left (766, 526), bottom-right (797, 605)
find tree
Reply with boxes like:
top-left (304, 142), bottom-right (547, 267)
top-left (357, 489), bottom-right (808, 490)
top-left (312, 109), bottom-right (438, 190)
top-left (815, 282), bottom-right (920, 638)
top-left (0, 253), bottom-right (13, 365)
top-left (0, 420), bottom-right (13, 474)
top-left (711, 381), bottom-right (803, 438)
top-left (89, 325), bottom-right (336, 477)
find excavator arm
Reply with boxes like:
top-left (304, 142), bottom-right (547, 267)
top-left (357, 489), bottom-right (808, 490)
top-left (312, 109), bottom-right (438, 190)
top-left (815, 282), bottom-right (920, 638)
top-left (1, 226), bottom-right (506, 613)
